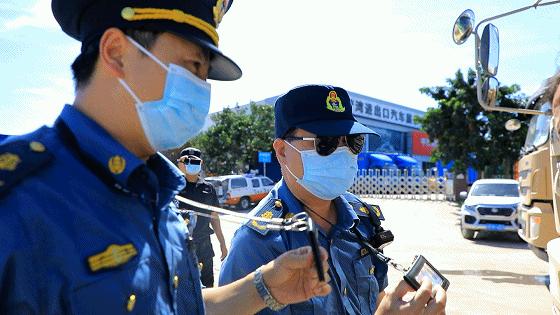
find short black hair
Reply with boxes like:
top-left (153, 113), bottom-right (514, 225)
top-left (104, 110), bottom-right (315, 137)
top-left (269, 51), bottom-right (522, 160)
top-left (70, 29), bottom-right (162, 90)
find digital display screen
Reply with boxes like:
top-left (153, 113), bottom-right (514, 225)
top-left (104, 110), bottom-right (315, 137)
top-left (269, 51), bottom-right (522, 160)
top-left (414, 261), bottom-right (444, 287)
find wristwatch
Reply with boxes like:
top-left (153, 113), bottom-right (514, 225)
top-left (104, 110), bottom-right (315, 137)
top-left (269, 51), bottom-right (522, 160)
top-left (253, 267), bottom-right (287, 311)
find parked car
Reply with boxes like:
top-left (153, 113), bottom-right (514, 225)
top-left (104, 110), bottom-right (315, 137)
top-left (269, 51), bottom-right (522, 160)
top-left (459, 179), bottom-right (521, 239)
top-left (205, 174), bottom-right (275, 210)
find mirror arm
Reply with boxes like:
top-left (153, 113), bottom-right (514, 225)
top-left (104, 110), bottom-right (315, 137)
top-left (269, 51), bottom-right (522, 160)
top-left (474, 0), bottom-right (560, 34)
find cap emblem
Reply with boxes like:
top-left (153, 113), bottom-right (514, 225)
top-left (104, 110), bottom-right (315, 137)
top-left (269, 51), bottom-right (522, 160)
top-left (326, 91), bottom-right (345, 113)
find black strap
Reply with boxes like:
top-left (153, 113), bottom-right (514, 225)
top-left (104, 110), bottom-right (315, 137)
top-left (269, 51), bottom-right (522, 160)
top-left (350, 226), bottom-right (391, 264)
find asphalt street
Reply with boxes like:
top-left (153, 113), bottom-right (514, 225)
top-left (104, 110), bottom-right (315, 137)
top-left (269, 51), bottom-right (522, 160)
top-left (209, 199), bottom-right (550, 314)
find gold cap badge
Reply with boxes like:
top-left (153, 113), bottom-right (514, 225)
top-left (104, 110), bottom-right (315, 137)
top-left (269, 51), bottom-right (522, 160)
top-left (326, 91), bottom-right (345, 113)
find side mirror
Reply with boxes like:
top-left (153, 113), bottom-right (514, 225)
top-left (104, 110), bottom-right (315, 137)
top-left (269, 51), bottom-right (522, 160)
top-left (482, 77), bottom-right (499, 107)
top-left (505, 119), bottom-right (521, 131)
top-left (480, 23), bottom-right (500, 76)
top-left (452, 9), bottom-right (475, 45)
top-left (459, 191), bottom-right (468, 199)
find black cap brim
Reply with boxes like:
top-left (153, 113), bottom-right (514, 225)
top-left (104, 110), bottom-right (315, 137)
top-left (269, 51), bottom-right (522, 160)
top-left (295, 120), bottom-right (379, 138)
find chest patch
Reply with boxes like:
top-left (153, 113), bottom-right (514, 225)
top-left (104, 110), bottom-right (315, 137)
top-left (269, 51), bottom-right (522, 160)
top-left (88, 243), bottom-right (138, 272)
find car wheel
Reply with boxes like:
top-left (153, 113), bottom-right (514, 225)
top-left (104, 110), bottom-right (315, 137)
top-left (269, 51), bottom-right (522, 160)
top-left (461, 222), bottom-right (475, 240)
top-left (238, 197), bottom-right (251, 210)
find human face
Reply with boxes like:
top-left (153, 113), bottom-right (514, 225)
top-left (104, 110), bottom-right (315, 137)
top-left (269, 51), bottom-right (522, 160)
top-left (123, 32), bottom-right (210, 104)
top-left (177, 155), bottom-right (203, 175)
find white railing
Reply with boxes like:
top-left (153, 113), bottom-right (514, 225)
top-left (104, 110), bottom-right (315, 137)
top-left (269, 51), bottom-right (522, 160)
top-left (350, 169), bottom-right (454, 201)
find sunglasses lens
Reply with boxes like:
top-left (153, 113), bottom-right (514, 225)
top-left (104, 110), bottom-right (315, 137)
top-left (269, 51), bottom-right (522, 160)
top-left (184, 158), bottom-right (202, 165)
top-left (346, 134), bottom-right (365, 154)
top-left (315, 137), bottom-right (339, 156)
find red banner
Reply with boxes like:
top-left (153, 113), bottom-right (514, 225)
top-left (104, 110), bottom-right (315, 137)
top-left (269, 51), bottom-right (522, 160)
top-left (411, 131), bottom-right (436, 156)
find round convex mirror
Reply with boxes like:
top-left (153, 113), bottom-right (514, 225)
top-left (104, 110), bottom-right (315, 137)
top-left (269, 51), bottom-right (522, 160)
top-left (452, 9), bottom-right (475, 45)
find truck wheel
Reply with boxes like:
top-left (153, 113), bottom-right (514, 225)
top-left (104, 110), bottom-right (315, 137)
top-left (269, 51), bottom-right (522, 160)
top-left (238, 197), bottom-right (251, 210)
top-left (461, 222), bottom-right (475, 240)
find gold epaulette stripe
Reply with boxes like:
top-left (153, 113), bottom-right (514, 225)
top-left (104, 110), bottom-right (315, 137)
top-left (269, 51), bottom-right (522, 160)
top-left (122, 8), bottom-right (219, 46)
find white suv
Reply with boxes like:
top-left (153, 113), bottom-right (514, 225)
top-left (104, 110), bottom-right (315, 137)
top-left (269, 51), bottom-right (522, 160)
top-left (206, 175), bottom-right (275, 210)
top-left (459, 179), bottom-right (521, 239)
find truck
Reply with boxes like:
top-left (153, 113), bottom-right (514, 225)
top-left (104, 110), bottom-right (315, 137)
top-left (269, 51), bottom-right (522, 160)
top-left (452, 1), bottom-right (560, 312)
top-left (517, 89), bottom-right (558, 260)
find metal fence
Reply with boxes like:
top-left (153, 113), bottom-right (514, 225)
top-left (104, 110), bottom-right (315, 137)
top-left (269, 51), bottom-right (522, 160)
top-left (350, 169), bottom-right (454, 201)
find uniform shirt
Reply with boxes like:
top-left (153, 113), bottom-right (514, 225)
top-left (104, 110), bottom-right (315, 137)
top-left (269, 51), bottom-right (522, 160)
top-left (0, 105), bottom-right (204, 315)
top-left (177, 180), bottom-right (219, 242)
top-left (219, 180), bottom-right (388, 315)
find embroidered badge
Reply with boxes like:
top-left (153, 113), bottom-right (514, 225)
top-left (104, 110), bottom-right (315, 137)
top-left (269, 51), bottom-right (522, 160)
top-left (88, 243), bottom-right (138, 272)
top-left (108, 155), bottom-right (126, 175)
top-left (0, 153), bottom-right (21, 171)
top-left (326, 91), bottom-right (345, 112)
top-left (359, 206), bottom-right (369, 215)
top-left (372, 205), bottom-right (382, 217)
top-left (213, 0), bottom-right (229, 27)
top-left (251, 210), bottom-right (274, 230)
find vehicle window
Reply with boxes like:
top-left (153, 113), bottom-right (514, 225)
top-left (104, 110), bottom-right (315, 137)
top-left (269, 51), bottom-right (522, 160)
top-left (262, 178), bottom-right (274, 186)
top-left (252, 179), bottom-right (261, 187)
top-left (470, 183), bottom-right (519, 197)
top-left (231, 178), bottom-right (247, 189)
top-left (524, 102), bottom-right (551, 149)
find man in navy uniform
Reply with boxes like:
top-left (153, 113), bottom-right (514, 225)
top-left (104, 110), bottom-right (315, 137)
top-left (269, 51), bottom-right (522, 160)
top-left (0, 1), bottom-right (332, 314)
top-left (220, 85), bottom-right (447, 314)
top-left (176, 147), bottom-right (228, 287)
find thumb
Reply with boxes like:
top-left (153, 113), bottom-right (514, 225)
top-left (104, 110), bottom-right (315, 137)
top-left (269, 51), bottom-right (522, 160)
top-left (393, 279), bottom-right (416, 298)
top-left (279, 246), bottom-right (313, 270)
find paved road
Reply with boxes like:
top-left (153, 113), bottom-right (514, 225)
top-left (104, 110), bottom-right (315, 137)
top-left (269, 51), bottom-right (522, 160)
top-left (209, 199), bottom-right (551, 314)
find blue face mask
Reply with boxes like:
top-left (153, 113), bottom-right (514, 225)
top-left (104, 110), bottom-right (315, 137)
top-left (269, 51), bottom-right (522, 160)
top-left (118, 36), bottom-right (211, 152)
top-left (285, 142), bottom-right (358, 200)
top-left (185, 163), bottom-right (202, 175)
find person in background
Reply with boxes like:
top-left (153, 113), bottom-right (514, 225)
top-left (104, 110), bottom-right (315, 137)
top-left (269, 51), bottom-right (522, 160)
top-left (176, 147), bottom-right (228, 287)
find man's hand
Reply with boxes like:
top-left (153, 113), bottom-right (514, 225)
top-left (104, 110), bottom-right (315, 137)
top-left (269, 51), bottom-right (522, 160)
top-left (375, 278), bottom-right (446, 315)
top-left (261, 246), bottom-right (331, 305)
top-left (220, 242), bottom-right (228, 261)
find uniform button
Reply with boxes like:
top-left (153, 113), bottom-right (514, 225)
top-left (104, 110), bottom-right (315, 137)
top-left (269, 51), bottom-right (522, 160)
top-left (0, 180), bottom-right (4, 187)
top-left (198, 262), bottom-right (204, 270)
top-left (29, 141), bottom-right (45, 153)
top-left (173, 275), bottom-right (180, 288)
top-left (126, 294), bottom-right (136, 312)
top-left (274, 200), bottom-right (282, 208)
top-left (343, 287), bottom-right (348, 295)
top-left (369, 266), bottom-right (375, 275)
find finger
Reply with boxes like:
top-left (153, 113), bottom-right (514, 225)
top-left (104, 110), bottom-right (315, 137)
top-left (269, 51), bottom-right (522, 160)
top-left (393, 279), bottom-right (416, 297)
top-left (312, 282), bottom-right (332, 297)
top-left (319, 246), bottom-right (329, 262)
top-left (280, 246), bottom-right (313, 270)
top-left (425, 286), bottom-right (447, 314)
top-left (411, 277), bottom-right (433, 308)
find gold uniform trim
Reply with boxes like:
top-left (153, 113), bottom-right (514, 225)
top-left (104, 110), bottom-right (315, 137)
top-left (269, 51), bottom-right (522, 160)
top-left (121, 7), bottom-right (219, 46)
top-left (0, 153), bottom-right (21, 171)
top-left (88, 244), bottom-right (138, 272)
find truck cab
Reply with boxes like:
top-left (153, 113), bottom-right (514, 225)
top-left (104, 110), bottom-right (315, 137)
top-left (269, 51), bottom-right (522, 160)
top-left (517, 97), bottom-right (557, 259)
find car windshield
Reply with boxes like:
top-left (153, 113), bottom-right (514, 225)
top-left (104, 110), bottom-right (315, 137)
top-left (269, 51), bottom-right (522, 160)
top-left (470, 183), bottom-right (519, 197)
top-left (524, 102), bottom-right (551, 150)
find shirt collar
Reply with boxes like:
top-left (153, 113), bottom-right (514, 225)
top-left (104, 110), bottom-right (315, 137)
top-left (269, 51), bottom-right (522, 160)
top-left (278, 179), bottom-right (359, 230)
top-left (57, 105), bottom-right (185, 194)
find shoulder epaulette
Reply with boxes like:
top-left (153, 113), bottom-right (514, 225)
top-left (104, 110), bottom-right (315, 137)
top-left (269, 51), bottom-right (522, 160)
top-left (0, 140), bottom-right (54, 197)
top-left (342, 192), bottom-right (385, 226)
top-left (245, 196), bottom-right (285, 235)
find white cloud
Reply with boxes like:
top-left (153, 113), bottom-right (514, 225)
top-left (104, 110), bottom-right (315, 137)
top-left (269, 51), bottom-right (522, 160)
top-left (2, 0), bottom-right (57, 31)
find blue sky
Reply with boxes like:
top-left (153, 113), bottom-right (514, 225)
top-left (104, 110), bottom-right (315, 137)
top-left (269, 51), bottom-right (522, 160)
top-left (1, 0), bottom-right (559, 135)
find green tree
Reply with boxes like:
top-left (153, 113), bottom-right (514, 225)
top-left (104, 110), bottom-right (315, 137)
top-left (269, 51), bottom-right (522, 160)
top-left (165, 102), bottom-right (275, 175)
top-left (417, 69), bottom-right (529, 178)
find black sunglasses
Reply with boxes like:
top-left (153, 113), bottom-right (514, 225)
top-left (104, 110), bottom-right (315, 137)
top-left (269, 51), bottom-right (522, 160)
top-left (284, 134), bottom-right (365, 156)
top-left (179, 158), bottom-right (202, 165)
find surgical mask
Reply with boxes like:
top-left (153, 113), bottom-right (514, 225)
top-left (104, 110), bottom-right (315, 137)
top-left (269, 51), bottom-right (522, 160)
top-left (284, 141), bottom-right (358, 200)
top-left (118, 36), bottom-right (211, 152)
top-left (185, 163), bottom-right (202, 175)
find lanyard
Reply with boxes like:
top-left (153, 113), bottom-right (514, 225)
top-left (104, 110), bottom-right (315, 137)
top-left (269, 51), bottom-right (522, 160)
top-left (175, 195), bottom-right (309, 232)
top-left (350, 226), bottom-right (407, 273)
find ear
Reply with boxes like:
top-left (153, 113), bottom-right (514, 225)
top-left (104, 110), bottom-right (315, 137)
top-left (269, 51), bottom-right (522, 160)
top-left (273, 138), bottom-right (287, 166)
top-left (98, 27), bottom-right (129, 79)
